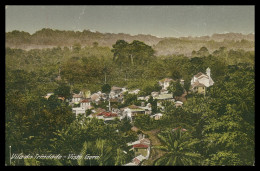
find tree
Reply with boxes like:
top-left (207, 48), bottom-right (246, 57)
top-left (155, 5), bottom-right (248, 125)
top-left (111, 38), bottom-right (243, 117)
top-left (111, 40), bottom-right (129, 67)
top-left (111, 40), bottom-right (155, 66)
top-left (101, 84), bottom-right (111, 94)
top-left (197, 47), bottom-right (209, 57)
top-left (154, 127), bottom-right (202, 166)
top-left (128, 40), bottom-right (155, 65)
top-left (148, 96), bottom-right (157, 113)
top-left (168, 81), bottom-right (184, 97)
top-left (72, 43), bottom-right (81, 53)
top-left (92, 42), bottom-right (98, 48)
top-left (183, 79), bottom-right (191, 92)
top-left (77, 139), bottom-right (114, 166)
top-left (117, 117), bottom-right (132, 132)
top-left (54, 83), bottom-right (71, 99)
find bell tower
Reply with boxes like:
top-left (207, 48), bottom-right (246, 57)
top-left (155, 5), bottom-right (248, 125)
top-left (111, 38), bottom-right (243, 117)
top-left (206, 67), bottom-right (211, 77)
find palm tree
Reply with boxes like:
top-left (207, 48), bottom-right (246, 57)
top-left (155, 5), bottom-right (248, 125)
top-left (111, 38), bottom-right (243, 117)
top-left (77, 139), bottom-right (114, 166)
top-left (153, 127), bottom-right (202, 166)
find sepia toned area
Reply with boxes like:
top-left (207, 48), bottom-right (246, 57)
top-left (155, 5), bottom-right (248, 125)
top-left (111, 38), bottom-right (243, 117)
top-left (5, 5), bottom-right (254, 166)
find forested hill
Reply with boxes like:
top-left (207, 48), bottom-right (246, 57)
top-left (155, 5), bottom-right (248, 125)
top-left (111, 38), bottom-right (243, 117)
top-left (6, 28), bottom-right (254, 56)
top-left (5, 28), bottom-right (163, 50)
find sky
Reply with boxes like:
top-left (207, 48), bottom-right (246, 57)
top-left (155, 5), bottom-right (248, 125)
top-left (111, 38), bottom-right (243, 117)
top-left (5, 5), bottom-right (255, 38)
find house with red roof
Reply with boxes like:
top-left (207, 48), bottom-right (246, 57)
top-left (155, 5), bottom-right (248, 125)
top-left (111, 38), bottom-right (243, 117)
top-left (125, 135), bottom-right (151, 165)
top-left (95, 111), bottom-right (118, 121)
top-left (80, 98), bottom-right (92, 109)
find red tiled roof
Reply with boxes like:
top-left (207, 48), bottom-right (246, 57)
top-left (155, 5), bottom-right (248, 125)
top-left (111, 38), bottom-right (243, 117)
top-left (133, 144), bottom-right (149, 148)
top-left (103, 112), bottom-right (117, 118)
top-left (81, 99), bottom-right (91, 103)
top-left (97, 111), bottom-right (118, 117)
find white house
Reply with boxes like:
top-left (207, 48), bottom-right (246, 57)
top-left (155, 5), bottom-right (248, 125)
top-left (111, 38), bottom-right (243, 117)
top-left (80, 99), bottom-right (92, 110)
top-left (123, 105), bottom-right (146, 122)
top-left (159, 78), bottom-right (173, 90)
top-left (91, 93), bottom-right (101, 103)
top-left (72, 107), bottom-right (86, 118)
top-left (110, 86), bottom-right (123, 98)
top-left (128, 89), bottom-right (140, 95)
top-left (154, 93), bottom-right (174, 100)
top-left (175, 101), bottom-right (183, 108)
top-left (151, 91), bottom-right (159, 98)
top-left (125, 135), bottom-right (151, 165)
top-left (191, 67), bottom-right (214, 88)
top-left (72, 92), bottom-right (83, 103)
top-left (150, 113), bottom-right (163, 120)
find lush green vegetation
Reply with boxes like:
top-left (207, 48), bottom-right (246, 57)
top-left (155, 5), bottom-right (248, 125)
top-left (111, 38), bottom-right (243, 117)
top-left (5, 37), bottom-right (254, 166)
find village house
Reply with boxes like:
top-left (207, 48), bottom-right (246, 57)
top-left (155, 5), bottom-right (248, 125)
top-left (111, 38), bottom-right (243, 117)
top-left (150, 113), bottom-right (163, 120)
top-left (110, 86), bottom-right (124, 98)
top-left (122, 105), bottom-right (146, 122)
top-left (191, 82), bottom-right (207, 95)
top-left (180, 79), bottom-right (185, 86)
top-left (124, 155), bottom-right (147, 166)
top-left (72, 107), bottom-right (86, 118)
top-left (191, 67), bottom-right (214, 95)
top-left (125, 134), bottom-right (151, 165)
top-left (137, 95), bottom-right (150, 101)
top-left (133, 144), bottom-right (149, 158)
top-left (71, 92), bottom-right (83, 103)
top-left (90, 93), bottom-right (101, 104)
top-left (128, 89), bottom-right (140, 95)
top-left (80, 98), bottom-right (92, 110)
top-left (138, 103), bottom-right (152, 115)
top-left (87, 108), bottom-right (106, 119)
top-left (95, 111), bottom-right (119, 122)
top-left (175, 101), bottom-right (183, 108)
top-left (159, 78), bottom-right (173, 91)
top-left (151, 91), bottom-right (159, 98)
top-left (154, 93), bottom-right (175, 109)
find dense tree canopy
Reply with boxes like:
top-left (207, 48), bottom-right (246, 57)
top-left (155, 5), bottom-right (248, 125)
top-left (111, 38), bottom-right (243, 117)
top-left (5, 38), bottom-right (254, 166)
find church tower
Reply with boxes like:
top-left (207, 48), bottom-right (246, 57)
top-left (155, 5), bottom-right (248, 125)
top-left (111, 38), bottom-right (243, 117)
top-left (206, 67), bottom-right (211, 78)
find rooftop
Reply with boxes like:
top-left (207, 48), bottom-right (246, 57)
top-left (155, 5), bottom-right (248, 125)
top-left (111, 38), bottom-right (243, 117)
top-left (97, 111), bottom-right (118, 117)
top-left (81, 99), bottom-right (91, 103)
top-left (192, 81), bottom-right (206, 88)
top-left (194, 72), bottom-right (205, 78)
top-left (133, 144), bottom-right (149, 148)
top-left (111, 86), bottom-right (123, 91)
top-left (73, 94), bottom-right (83, 98)
top-left (154, 93), bottom-right (173, 100)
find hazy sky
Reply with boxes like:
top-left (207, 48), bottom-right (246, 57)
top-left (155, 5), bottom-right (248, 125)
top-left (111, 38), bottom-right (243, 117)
top-left (5, 5), bottom-right (254, 38)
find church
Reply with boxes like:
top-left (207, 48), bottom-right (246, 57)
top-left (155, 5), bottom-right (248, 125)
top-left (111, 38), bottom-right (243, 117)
top-left (190, 67), bottom-right (214, 95)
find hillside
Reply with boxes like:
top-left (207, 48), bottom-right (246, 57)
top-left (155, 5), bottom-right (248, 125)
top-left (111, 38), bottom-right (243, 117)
top-left (6, 29), bottom-right (254, 56)
top-left (5, 28), bottom-right (163, 50)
